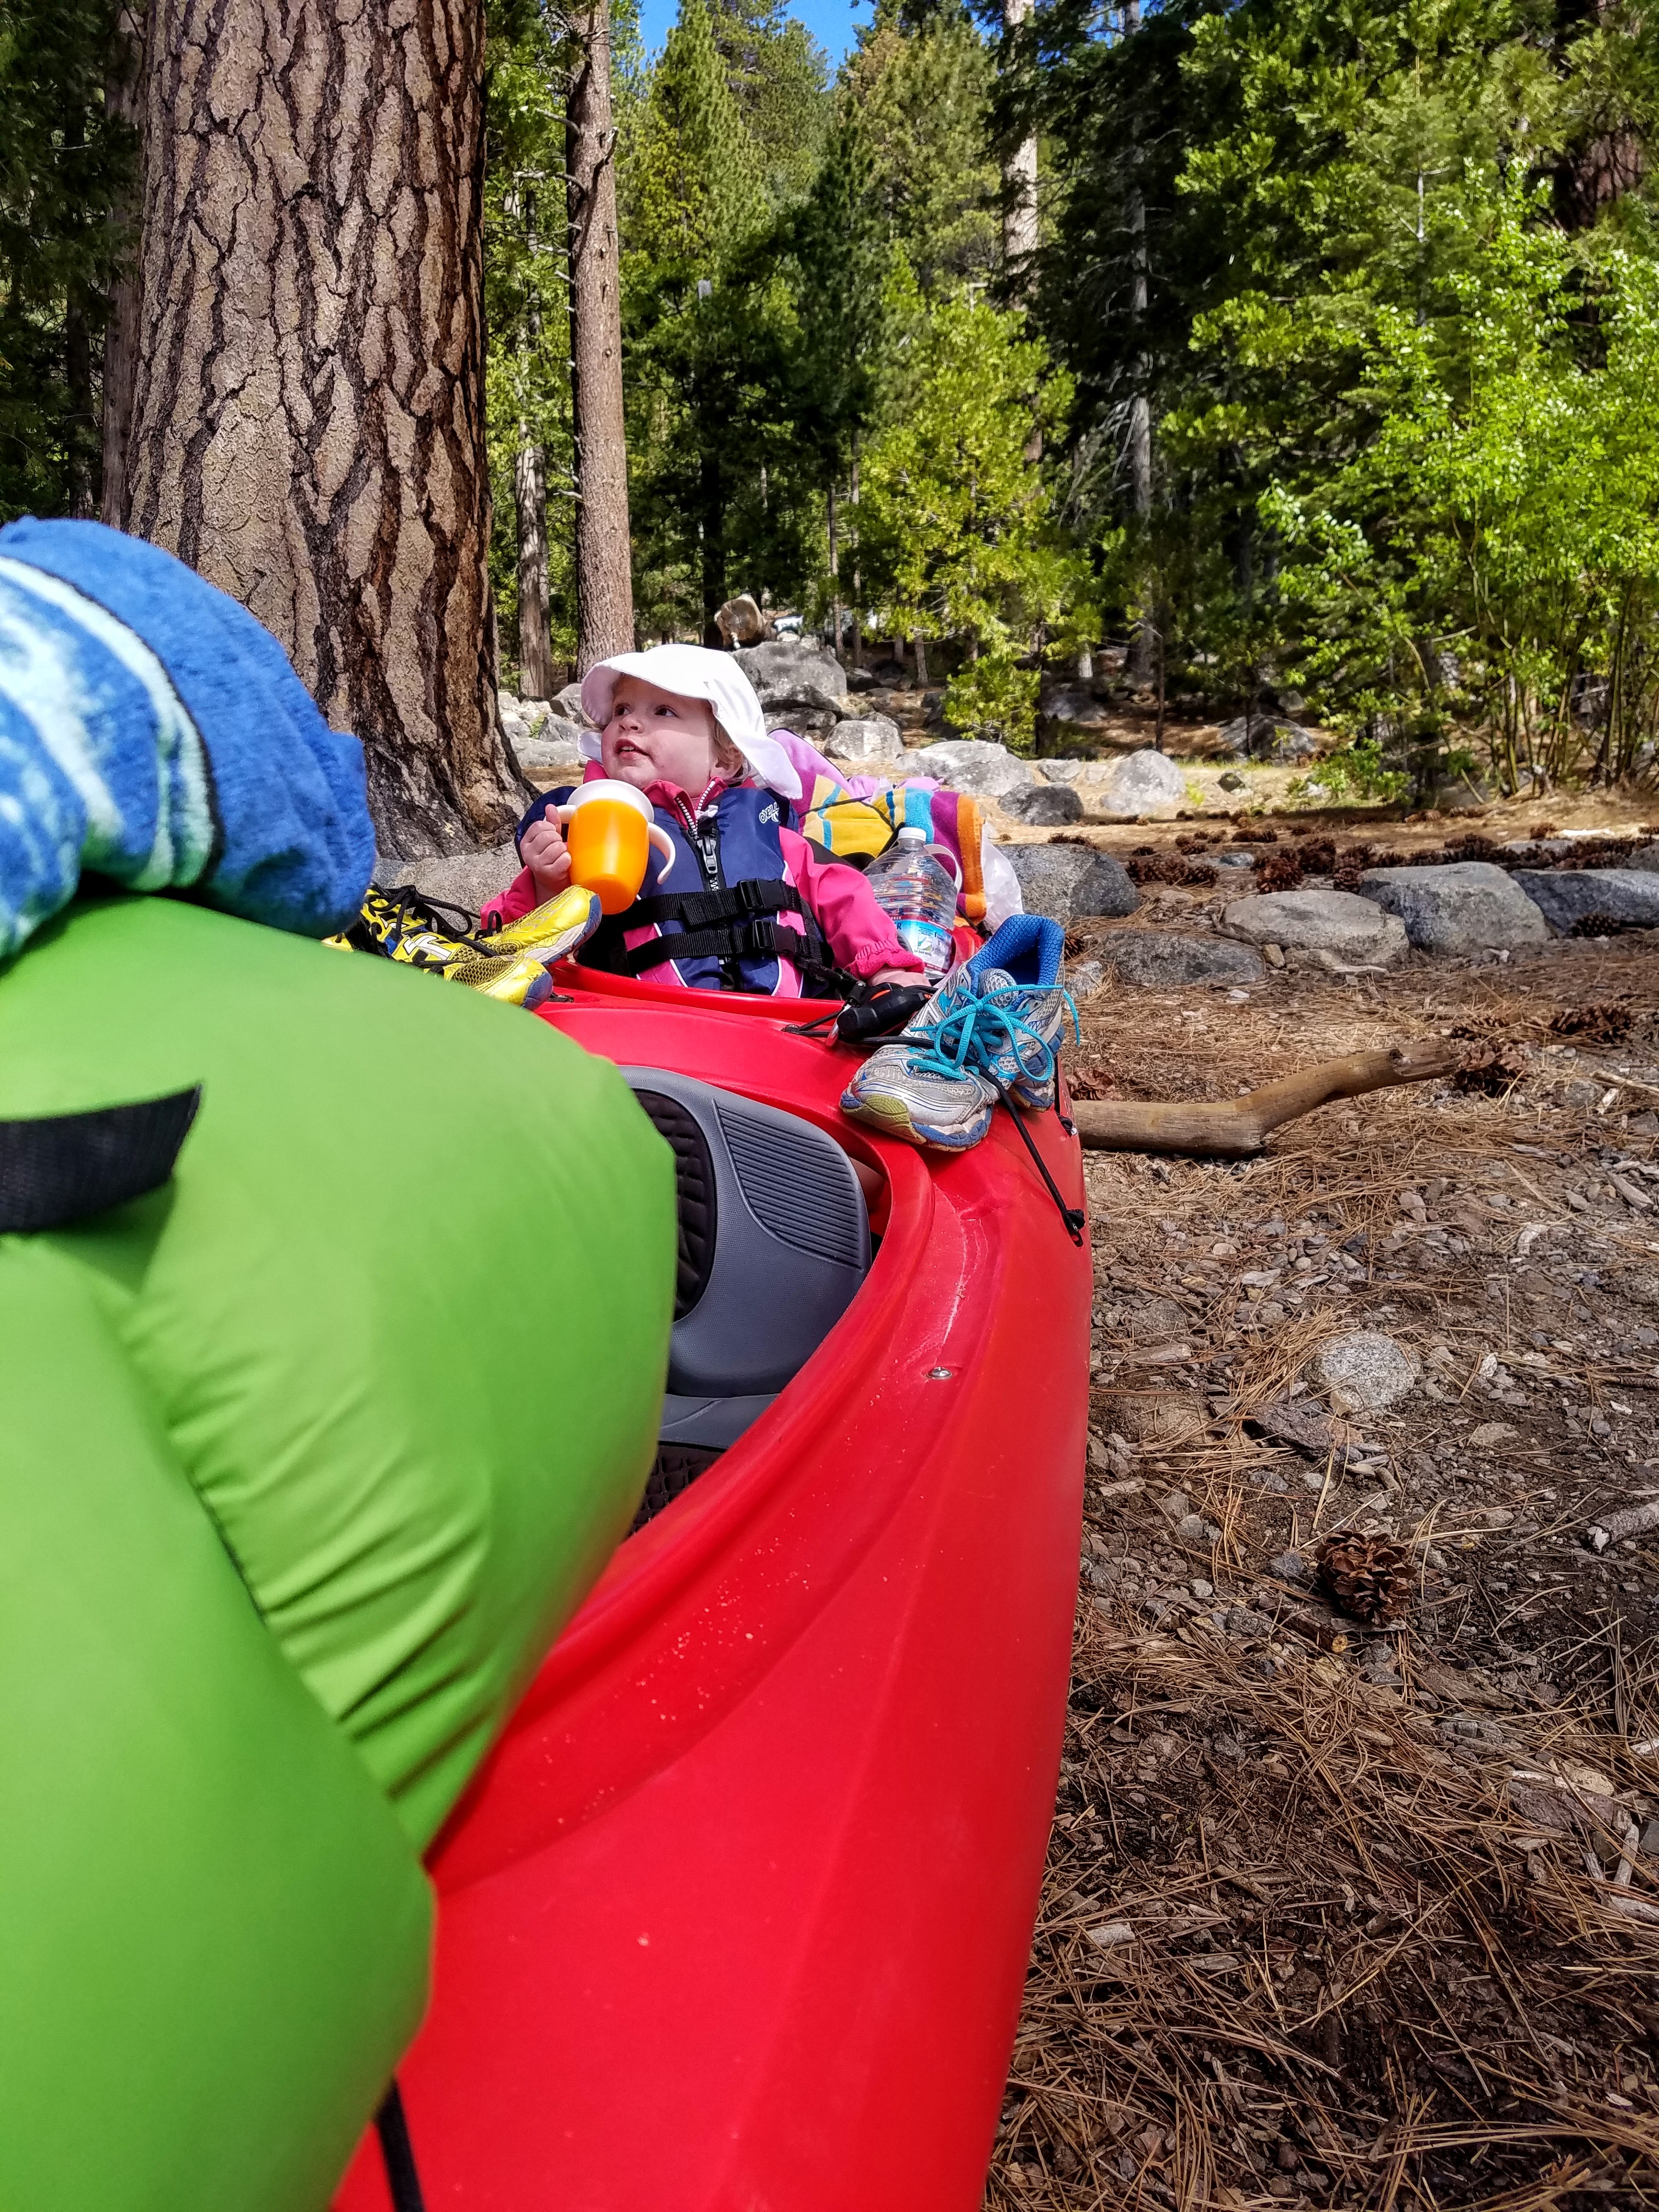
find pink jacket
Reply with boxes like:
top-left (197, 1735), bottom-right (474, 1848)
top-left (481, 764), bottom-right (924, 998)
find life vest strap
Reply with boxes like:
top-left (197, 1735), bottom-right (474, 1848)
top-left (589, 910), bottom-right (838, 980)
top-left (627, 877), bottom-right (805, 931)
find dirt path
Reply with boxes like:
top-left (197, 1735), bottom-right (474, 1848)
top-left (983, 915), bottom-right (1659, 2208)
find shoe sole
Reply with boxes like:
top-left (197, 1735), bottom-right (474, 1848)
top-left (840, 1089), bottom-right (991, 1152)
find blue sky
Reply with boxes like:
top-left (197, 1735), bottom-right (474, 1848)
top-left (637, 0), bottom-right (871, 64)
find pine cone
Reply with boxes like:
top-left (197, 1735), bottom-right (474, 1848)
top-left (1255, 850), bottom-right (1306, 893)
top-left (1316, 1533), bottom-right (1415, 1626)
top-left (1549, 1002), bottom-right (1633, 1046)
top-left (1453, 1040), bottom-right (1528, 1096)
top-left (1570, 911), bottom-right (1641, 939)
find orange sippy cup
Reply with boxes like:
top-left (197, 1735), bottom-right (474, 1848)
top-left (558, 781), bottom-right (676, 916)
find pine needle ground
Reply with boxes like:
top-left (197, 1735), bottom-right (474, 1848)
top-left (985, 906), bottom-right (1659, 2210)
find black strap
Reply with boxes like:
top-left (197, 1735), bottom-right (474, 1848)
top-left (584, 905), bottom-right (847, 987)
top-left (627, 878), bottom-right (805, 930)
top-left (994, 1081), bottom-right (1087, 1244)
top-left (375, 2083), bottom-right (427, 2212)
top-left (0, 1086), bottom-right (202, 1233)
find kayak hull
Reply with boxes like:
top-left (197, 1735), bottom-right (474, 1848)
top-left (334, 970), bottom-right (1090, 2211)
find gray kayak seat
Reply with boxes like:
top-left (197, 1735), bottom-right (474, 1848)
top-left (622, 1067), bottom-right (871, 1464)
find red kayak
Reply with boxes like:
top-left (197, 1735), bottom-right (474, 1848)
top-left (333, 961), bottom-right (1090, 2212)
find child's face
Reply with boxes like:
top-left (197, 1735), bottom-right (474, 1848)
top-left (600, 679), bottom-right (721, 794)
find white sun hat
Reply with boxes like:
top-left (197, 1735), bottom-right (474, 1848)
top-left (577, 644), bottom-right (802, 801)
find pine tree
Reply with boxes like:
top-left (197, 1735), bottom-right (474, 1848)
top-left (847, 2), bottom-right (998, 292)
top-left (707, 0), bottom-right (832, 210)
top-left (628, 0), bottom-right (764, 280)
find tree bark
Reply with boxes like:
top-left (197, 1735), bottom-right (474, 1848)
top-left (1124, 0), bottom-right (1154, 689)
top-left (100, 0), bottom-right (147, 528)
top-left (123, 0), bottom-right (520, 857)
top-left (1001, 0), bottom-right (1039, 296)
top-left (848, 439), bottom-right (861, 670)
top-left (514, 437), bottom-right (556, 698)
top-left (65, 286), bottom-right (96, 518)
top-left (567, 0), bottom-right (634, 670)
top-left (827, 481), bottom-right (841, 664)
top-left (698, 450), bottom-right (725, 648)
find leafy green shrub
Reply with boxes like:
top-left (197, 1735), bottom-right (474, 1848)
top-left (943, 655), bottom-right (1040, 752)
top-left (1289, 738), bottom-right (1410, 806)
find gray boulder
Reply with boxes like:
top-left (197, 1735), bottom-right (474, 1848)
top-left (1358, 862), bottom-right (1550, 953)
top-left (1003, 783), bottom-right (1086, 826)
top-left (825, 715), bottom-right (903, 766)
top-left (1628, 842), bottom-right (1659, 872)
top-left (1099, 932), bottom-right (1265, 988)
top-left (507, 713), bottom-right (588, 778)
top-left (1510, 868), bottom-right (1659, 934)
top-left (375, 844), bottom-right (522, 915)
top-left (1217, 714), bottom-right (1316, 763)
top-left (733, 638), bottom-right (850, 721)
top-left (1034, 757), bottom-right (1093, 785)
top-left (910, 738), bottom-right (1032, 799)
top-left (1221, 888), bottom-right (1410, 967)
top-left (1092, 747), bottom-right (1188, 821)
top-left (553, 681), bottom-right (596, 729)
top-left (1006, 843), bottom-right (1140, 922)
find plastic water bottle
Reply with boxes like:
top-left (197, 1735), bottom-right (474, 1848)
top-left (867, 827), bottom-right (958, 981)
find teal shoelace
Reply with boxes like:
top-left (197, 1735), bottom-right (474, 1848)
top-left (902, 985), bottom-right (1080, 1087)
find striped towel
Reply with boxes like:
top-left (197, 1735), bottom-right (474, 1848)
top-left (0, 518), bottom-right (374, 958)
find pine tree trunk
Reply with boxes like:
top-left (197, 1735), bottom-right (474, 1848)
top-left (1001, 0), bottom-right (1039, 294)
top-left (65, 286), bottom-right (95, 518)
top-left (122, 0), bottom-right (518, 858)
top-left (848, 442), bottom-right (861, 671)
top-left (514, 437), bottom-right (556, 698)
top-left (827, 482), bottom-right (841, 665)
top-left (1124, 0), bottom-right (1155, 689)
top-left (99, 0), bottom-right (146, 528)
top-left (567, 0), bottom-right (634, 671)
top-left (698, 450), bottom-right (726, 647)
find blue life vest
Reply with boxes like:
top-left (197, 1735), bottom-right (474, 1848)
top-left (518, 783), bottom-right (837, 995)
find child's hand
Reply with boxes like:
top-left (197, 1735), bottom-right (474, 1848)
top-left (870, 965), bottom-right (925, 986)
top-left (520, 814), bottom-right (572, 900)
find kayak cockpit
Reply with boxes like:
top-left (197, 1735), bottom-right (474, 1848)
top-left (624, 1066), bottom-right (873, 1523)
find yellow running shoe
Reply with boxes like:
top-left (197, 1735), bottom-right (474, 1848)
top-left (326, 883), bottom-right (600, 1011)
top-left (478, 885), bottom-right (602, 967)
top-left (446, 952), bottom-right (559, 1009)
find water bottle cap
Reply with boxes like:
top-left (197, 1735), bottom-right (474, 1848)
top-left (896, 826), bottom-right (926, 843)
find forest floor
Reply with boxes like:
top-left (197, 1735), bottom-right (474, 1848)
top-left (980, 832), bottom-right (1659, 2210)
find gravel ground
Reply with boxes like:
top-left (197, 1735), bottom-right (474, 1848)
top-left (981, 913), bottom-right (1659, 2210)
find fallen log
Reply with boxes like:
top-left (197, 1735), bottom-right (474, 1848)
top-left (1070, 1041), bottom-right (1460, 1157)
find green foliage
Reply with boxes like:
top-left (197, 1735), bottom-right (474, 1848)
top-left (708, 0), bottom-right (832, 209)
top-left (848, 0), bottom-right (998, 292)
top-left (943, 654), bottom-right (1041, 750)
top-left (1265, 185), bottom-right (1659, 785)
top-left (1289, 737), bottom-right (1410, 806)
top-left (858, 275), bottom-right (1092, 743)
top-left (0, 0), bottom-right (134, 519)
top-left (628, 0), bottom-right (765, 275)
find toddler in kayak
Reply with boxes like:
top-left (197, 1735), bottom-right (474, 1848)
top-left (482, 645), bottom-right (926, 998)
